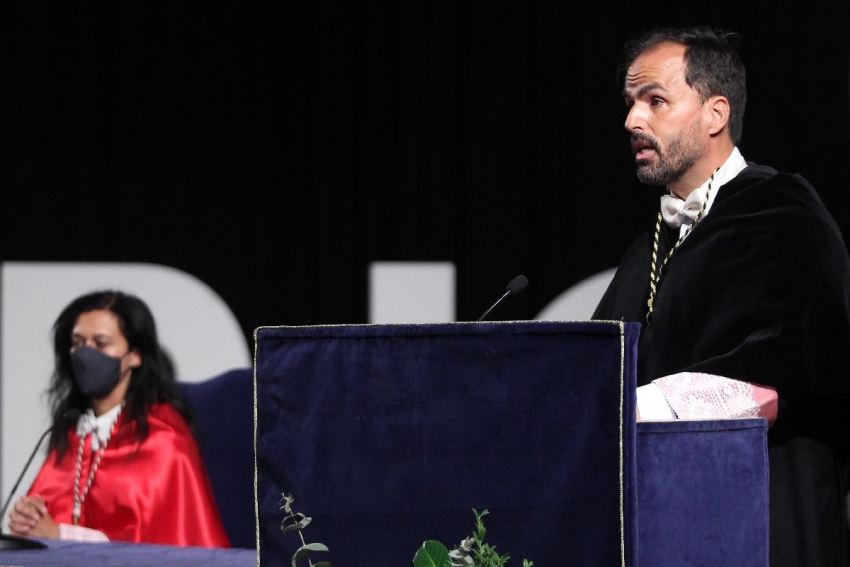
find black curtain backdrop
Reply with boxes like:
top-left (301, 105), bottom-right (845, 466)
top-left (1, 2), bottom-right (849, 351)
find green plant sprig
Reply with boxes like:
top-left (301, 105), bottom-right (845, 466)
top-left (413, 509), bottom-right (534, 567)
top-left (280, 493), bottom-right (333, 567)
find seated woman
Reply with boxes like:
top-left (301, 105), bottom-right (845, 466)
top-left (7, 290), bottom-right (231, 547)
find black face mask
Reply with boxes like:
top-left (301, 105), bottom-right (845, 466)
top-left (71, 345), bottom-right (123, 399)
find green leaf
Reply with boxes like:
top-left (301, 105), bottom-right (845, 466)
top-left (413, 540), bottom-right (452, 567)
top-left (312, 563), bottom-right (333, 567)
top-left (282, 522), bottom-right (305, 534)
top-left (281, 514), bottom-right (312, 534)
top-left (297, 543), bottom-right (329, 553)
top-left (292, 543), bottom-right (330, 567)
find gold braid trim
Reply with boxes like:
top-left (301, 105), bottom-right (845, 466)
top-left (646, 168), bottom-right (719, 323)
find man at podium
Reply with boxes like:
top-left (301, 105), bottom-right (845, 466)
top-left (593, 25), bottom-right (850, 567)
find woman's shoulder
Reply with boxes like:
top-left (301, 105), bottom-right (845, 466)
top-left (143, 402), bottom-right (196, 447)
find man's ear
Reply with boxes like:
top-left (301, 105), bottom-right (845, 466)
top-left (708, 95), bottom-right (730, 135)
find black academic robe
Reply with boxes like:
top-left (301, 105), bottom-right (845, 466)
top-left (593, 164), bottom-right (850, 567)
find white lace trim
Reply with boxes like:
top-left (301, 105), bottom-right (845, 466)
top-left (652, 372), bottom-right (761, 420)
top-left (59, 523), bottom-right (110, 542)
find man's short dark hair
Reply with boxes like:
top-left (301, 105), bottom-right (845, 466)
top-left (619, 25), bottom-right (747, 145)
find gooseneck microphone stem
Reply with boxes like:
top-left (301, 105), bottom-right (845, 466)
top-left (477, 275), bottom-right (529, 321)
top-left (1, 408), bottom-right (79, 550)
top-left (0, 428), bottom-right (52, 522)
top-left (0, 427), bottom-right (51, 549)
top-left (478, 290), bottom-right (511, 322)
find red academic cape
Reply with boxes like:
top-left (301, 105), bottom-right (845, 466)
top-left (28, 402), bottom-right (231, 548)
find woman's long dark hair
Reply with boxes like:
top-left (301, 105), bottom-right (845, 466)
top-left (47, 290), bottom-right (196, 457)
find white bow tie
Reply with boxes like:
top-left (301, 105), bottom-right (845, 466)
top-left (660, 191), bottom-right (703, 228)
top-left (76, 412), bottom-right (98, 437)
top-left (76, 409), bottom-right (119, 450)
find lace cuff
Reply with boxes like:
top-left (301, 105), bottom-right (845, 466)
top-left (652, 372), bottom-right (778, 426)
top-left (59, 523), bottom-right (110, 542)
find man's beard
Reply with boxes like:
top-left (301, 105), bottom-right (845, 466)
top-left (634, 118), bottom-right (703, 186)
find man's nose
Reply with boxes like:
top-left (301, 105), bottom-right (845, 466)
top-left (624, 105), bottom-right (646, 132)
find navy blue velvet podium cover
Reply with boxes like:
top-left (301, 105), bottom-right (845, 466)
top-left (255, 321), bottom-right (639, 566)
top-left (636, 418), bottom-right (768, 566)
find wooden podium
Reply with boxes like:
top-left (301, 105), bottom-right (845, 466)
top-left (254, 321), bottom-right (767, 566)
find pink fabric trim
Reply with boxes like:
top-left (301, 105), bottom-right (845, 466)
top-left (750, 384), bottom-right (779, 426)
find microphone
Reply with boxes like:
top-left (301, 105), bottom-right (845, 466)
top-left (0, 408), bottom-right (81, 550)
top-left (477, 275), bottom-right (529, 321)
